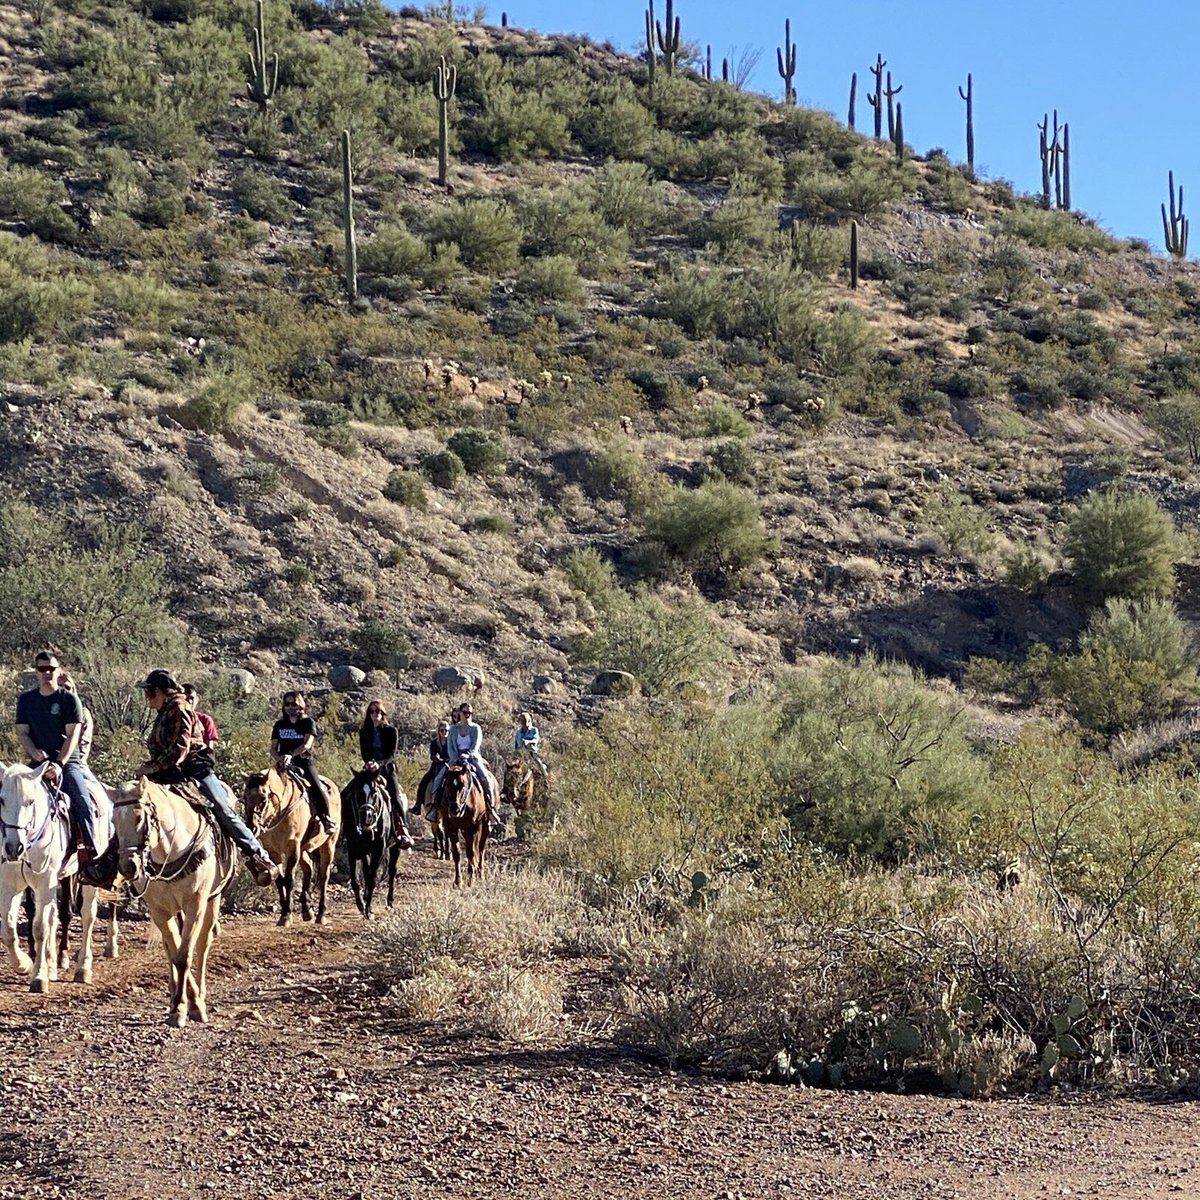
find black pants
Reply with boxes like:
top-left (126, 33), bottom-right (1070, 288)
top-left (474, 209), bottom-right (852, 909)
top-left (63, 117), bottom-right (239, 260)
top-left (294, 757), bottom-right (329, 819)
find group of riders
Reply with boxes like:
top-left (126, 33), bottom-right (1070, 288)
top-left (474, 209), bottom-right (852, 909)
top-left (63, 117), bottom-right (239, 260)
top-left (13, 649), bottom-right (550, 891)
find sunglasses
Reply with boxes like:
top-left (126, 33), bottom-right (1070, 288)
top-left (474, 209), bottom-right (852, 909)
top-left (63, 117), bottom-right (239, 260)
top-left (35, 665), bottom-right (57, 674)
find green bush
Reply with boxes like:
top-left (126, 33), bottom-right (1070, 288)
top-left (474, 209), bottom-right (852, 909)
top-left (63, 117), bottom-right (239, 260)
top-left (561, 546), bottom-right (621, 608)
top-left (354, 618), bottom-right (412, 672)
top-left (706, 438), bottom-right (752, 483)
top-left (575, 86), bottom-right (656, 160)
top-left (383, 469), bottom-right (428, 508)
top-left (644, 481), bottom-right (769, 582)
top-left (231, 167), bottom-right (294, 224)
top-left (179, 372), bottom-right (252, 432)
top-left (466, 85), bottom-right (571, 163)
top-left (701, 404), bottom-right (752, 438)
top-left (998, 208), bottom-right (1123, 253)
top-left (447, 428), bottom-right (507, 476)
top-left (472, 513), bottom-right (514, 535)
top-left (426, 199), bottom-right (520, 272)
top-left (590, 160), bottom-right (663, 235)
top-left (1063, 489), bottom-right (1180, 605)
top-left (575, 586), bottom-right (729, 695)
top-left (922, 488), bottom-right (995, 557)
top-left (517, 188), bottom-right (630, 277)
top-left (514, 255), bottom-right (584, 305)
top-left (1152, 395), bottom-right (1200, 465)
top-left (421, 448), bottom-right (466, 488)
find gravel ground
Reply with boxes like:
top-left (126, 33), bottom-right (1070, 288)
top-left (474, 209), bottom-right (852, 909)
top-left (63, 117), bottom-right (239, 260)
top-left (1, 850), bottom-right (1198, 1200)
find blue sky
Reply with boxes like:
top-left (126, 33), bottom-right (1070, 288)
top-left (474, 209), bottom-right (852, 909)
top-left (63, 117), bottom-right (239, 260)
top-left (489, 0), bottom-right (1190, 251)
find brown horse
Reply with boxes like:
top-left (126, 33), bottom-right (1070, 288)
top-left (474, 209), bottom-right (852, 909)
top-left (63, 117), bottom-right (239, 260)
top-left (417, 773), bottom-right (451, 859)
top-left (111, 779), bottom-right (234, 1026)
top-left (243, 768), bottom-right (340, 926)
top-left (438, 764), bottom-right (489, 887)
top-left (501, 759), bottom-right (536, 813)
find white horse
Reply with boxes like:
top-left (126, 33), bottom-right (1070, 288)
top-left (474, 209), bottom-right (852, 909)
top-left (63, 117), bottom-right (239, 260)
top-left (0, 761), bottom-right (114, 991)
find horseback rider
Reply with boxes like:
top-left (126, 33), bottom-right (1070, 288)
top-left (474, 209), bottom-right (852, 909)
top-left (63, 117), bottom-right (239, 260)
top-left (182, 682), bottom-right (219, 753)
top-left (417, 718), bottom-right (451, 814)
top-left (135, 670), bottom-right (276, 887)
top-left (15, 651), bottom-right (103, 878)
top-left (513, 711), bottom-right (549, 785)
top-left (433, 703), bottom-right (497, 820)
top-left (58, 673), bottom-right (95, 767)
top-left (270, 691), bottom-right (335, 835)
top-left (354, 701), bottom-right (413, 848)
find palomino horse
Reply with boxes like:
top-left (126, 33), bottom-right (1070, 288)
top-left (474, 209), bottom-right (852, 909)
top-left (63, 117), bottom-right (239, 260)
top-left (243, 768), bottom-right (340, 926)
top-left (112, 778), bottom-right (234, 1027)
top-left (0, 762), bottom-right (114, 991)
top-left (341, 772), bottom-right (391, 919)
top-left (438, 764), bottom-right (489, 887)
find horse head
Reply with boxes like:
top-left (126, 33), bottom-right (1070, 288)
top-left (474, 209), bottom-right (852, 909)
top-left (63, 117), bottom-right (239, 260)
top-left (111, 779), bottom-right (151, 879)
top-left (242, 770), bottom-right (279, 832)
top-left (501, 759), bottom-right (523, 804)
top-left (442, 764), bottom-right (473, 819)
top-left (0, 761), bottom-right (53, 861)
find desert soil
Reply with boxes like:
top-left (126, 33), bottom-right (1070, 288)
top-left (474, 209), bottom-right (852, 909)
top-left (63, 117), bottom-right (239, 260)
top-left (1, 847), bottom-right (1197, 1200)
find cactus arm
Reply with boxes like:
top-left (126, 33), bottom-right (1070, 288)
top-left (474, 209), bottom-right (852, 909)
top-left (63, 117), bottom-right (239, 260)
top-left (849, 219), bottom-right (859, 290)
top-left (644, 4), bottom-right (655, 83)
top-left (848, 72), bottom-right (856, 129)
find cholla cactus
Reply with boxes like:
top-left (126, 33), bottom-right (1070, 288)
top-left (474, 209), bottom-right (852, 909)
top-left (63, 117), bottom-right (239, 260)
top-left (538, 369), bottom-right (553, 385)
top-left (185, 336), bottom-right (207, 361)
top-left (469, 375), bottom-right (480, 394)
top-left (696, 375), bottom-right (709, 393)
top-left (441, 361), bottom-right (460, 388)
top-left (515, 378), bottom-right (539, 401)
top-left (422, 358), bottom-right (435, 381)
top-left (560, 373), bottom-right (572, 388)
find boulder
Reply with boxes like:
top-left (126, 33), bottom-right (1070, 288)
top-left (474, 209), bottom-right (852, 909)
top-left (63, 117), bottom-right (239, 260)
top-left (531, 674), bottom-right (559, 695)
top-left (433, 664), bottom-right (484, 691)
top-left (229, 668), bottom-right (256, 696)
top-left (328, 664), bottom-right (366, 691)
top-left (589, 669), bottom-right (638, 697)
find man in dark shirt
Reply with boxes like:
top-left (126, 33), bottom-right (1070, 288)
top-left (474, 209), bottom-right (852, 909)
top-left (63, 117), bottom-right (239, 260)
top-left (182, 683), bottom-right (219, 753)
top-left (15, 650), bottom-right (96, 859)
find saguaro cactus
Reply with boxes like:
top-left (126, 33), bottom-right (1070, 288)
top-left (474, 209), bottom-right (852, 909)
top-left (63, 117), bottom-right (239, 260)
top-left (868, 54), bottom-right (886, 139)
top-left (433, 54), bottom-right (457, 188)
top-left (1060, 123), bottom-right (1071, 211)
top-left (958, 73), bottom-right (974, 174)
top-left (1163, 171), bottom-right (1189, 258)
top-left (893, 102), bottom-right (904, 161)
top-left (705, 44), bottom-right (712, 81)
top-left (1038, 111), bottom-right (1059, 211)
top-left (654, 0), bottom-right (681, 77)
top-left (722, 57), bottom-right (729, 82)
top-left (246, 0), bottom-right (278, 114)
top-left (777, 18), bottom-right (797, 105)
top-left (885, 71), bottom-right (903, 140)
top-left (341, 129), bottom-right (356, 302)
top-left (849, 219), bottom-right (859, 290)
top-left (644, 2), bottom-right (656, 84)
top-left (848, 72), bottom-right (857, 130)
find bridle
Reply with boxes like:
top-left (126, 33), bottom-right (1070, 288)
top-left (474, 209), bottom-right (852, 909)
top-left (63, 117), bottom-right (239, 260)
top-left (0, 777), bottom-right (67, 872)
top-left (250, 772), bottom-right (303, 835)
top-left (113, 790), bottom-right (211, 897)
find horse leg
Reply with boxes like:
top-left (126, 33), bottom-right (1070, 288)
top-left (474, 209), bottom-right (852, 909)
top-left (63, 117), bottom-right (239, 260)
top-left (449, 827), bottom-right (463, 888)
top-left (0, 880), bottom-right (33, 977)
top-left (105, 898), bottom-right (120, 960)
top-left (314, 842), bottom-right (333, 925)
top-left (168, 902), bottom-right (204, 1027)
top-left (277, 850), bottom-right (296, 927)
top-left (386, 842), bottom-right (400, 909)
top-left (298, 850), bottom-right (314, 923)
top-left (57, 880), bottom-right (71, 973)
top-left (348, 844), bottom-right (365, 916)
top-left (478, 819), bottom-right (489, 883)
top-left (155, 911), bottom-right (182, 1008)
top-left (29, 881), bottom-right (57, 993)
top-left (362, 839), bottom-right (382, 920)
top-left (188, 892), bottom-right (220, 1024)
top-left (74, 885), bottom-right (99, 984)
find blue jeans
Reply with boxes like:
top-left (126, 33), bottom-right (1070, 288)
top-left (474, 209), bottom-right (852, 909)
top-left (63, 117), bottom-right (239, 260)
top-left (59, 761), bottom-right (96, 854)
top-left (196, 773), bottom-right (266, 858)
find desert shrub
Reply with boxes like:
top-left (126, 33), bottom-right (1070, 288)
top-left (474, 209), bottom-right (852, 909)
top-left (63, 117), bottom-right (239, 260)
top-left (360, 221), bottom-right (443, 284)
top-left (589, 160), bottom-right (663, 235)
top-left (705, 438), bottom-right (752, 482)
top-left (1152, 394), bottom-right (1200, 464)
top-left (179, 371), bottom-right (252, 432)
top-left (785, 220), bottom-right (843, 276)
top-left (921, 487), bottom-right (995, 557)
top-left (560, 546), bottom-right (621, 608)
top-left (703, 186), bottom-right (778, 259)
top-left (514, 255), bottom-right (584, 305)
top-left (353, 618), bottom-right (412, 672)
top-left (466, 85), bottom-right (571, 162)
top-left (447, 428), bottom-right (507, 476)
top-left (158, 16), bottom-right (243, 126)
top-left (0, 265), bottom-right (93, 344)
top-left (382, 469), bottom-right (427, 508)
top-left (472, 513), bottom-right (514, 536)
top-left (1046, 598), bottom-right (1198, 736)
top-left (420, 448), bottom-right (466, 488)
top-left (517, 188), bottom-right (630, 277)
top-left (0, 165), bottom-right (77, 242)
top-left (998, 208), bottom-right (1123, 254)
top-left (701, 403), bottom-right (751, 438)
top-left (1063, 488), bottom-right (1180, 605)
top-left (575, 586), bottom-right (729, 695)
top-left (426, 199), bottom-right (520, 272)
top-left (579, 437), bottom-right (662, 516)
top-left (230, 167), bottom-right (294, 224)
top-left (644, 481), bottom-right (769, 582)
top-left (381, 82), bottom-right (439, 153)
top-left (574, 85), bottom-right (656, 160)
top-left (787, 157), bottom-right (909, 219)
top-left (1002, 544), bottom-right (1052, 594)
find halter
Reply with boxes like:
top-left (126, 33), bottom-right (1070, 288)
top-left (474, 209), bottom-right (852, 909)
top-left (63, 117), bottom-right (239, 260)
top-left (250, 772), bottom-right (305, 835)
top-left (352, 774), bottom-right (386, 832)
top-left (113, 790), bottom-right (212, 897)
top-left (0, 777), bottom-right (67, 860)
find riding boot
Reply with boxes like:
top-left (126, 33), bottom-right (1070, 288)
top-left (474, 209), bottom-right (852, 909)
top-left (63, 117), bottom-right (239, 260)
top-left (78, 834), bottom-right (119, 889)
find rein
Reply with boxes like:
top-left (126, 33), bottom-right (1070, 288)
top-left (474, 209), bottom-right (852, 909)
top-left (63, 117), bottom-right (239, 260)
top-left (0, 781), bottom-right (68, 871)
top-left (253, 776), bottom-right (304, 835)
top-left (114, 792), bottom-right (212, 896)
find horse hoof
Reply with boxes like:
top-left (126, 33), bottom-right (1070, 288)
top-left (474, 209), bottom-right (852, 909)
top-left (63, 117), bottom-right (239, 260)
top-left (188, 1007), bottom-right (208, 1025)
top-left (74, 967), bottom-right (93, 985)
top-left (104, 946), bottom-right (119, 961)
top-left (167, 1011), bottom-right (187, 1028)
top-left (277, 916), bottom-right (290, 928)
top-left (14, 954), bottom-right (33, 975)
top-left (315, 914), bottom-right (328, 926)
top-left (29, 977), bottom-right (49, 994)
top-left (58, 952), bottom-right (69, 971)
top-left (300, 912), bottom-right (313, 923)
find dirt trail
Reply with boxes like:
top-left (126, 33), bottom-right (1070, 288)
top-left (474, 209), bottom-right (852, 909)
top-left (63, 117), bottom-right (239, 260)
top-left (1, 849), bottom-right (1198, 1200)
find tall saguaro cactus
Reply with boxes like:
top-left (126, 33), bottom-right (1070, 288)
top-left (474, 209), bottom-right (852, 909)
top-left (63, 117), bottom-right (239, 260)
top-left (849, 219), bottom-right (859, 290)
top-left (885, 71), bottom-right (903, 140)
top-left (341, 129), bottom-right (356, 302)
top-left (246, 0), bottom-right (278, 114)
top-left (847, 72), bottom-right (857, 130)
top-left (644, 2), bottom-right (656, 84)
top-left (1060, 123), bottom-right (1071, 211)
top-left (893, 102), bottom-right (904, 161)
top-left (868, 54), bottom-right (886, 140)
top-left (433, 54), bottom-right (457, 188)
top-left (777, 18), bottom-right (796, 105)
top-left (1163, 171), bottom-right (1189, 259)
top-left (958, 73), bottom-right (974, 175)
top-left (1038, 111), bottom-right (1070, 212)
top-left (654, 0), bottom-right (681, 77)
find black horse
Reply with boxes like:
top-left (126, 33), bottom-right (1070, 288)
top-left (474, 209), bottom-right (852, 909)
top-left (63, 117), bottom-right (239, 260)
top-left (340, 773), bottom-right (395, 919)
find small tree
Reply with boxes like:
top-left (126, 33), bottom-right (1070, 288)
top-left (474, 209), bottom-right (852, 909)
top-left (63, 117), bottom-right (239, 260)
top-left (420, 449), bottom-right (465, 488)
top-left (1063, 489), bottom-right (1181, 606)
top-left (1153, 394), bottom-right (1200, 465)
top-left (644, 481), bottom-right (769, 583)
top-left (354, 619), bottom-right (412, 676)
top-left (447, 428), bottom-right (507, 475)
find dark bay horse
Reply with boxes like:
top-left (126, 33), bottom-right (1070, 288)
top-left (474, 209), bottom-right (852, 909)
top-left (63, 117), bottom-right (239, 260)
top-left (437, 764), bottom-right (489, 887)
top-left (341, 772), bottom-right (394, 919)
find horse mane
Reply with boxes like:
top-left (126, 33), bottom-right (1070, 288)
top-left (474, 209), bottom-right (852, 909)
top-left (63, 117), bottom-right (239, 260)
top-left (245, 771), bottom-right (269, 787)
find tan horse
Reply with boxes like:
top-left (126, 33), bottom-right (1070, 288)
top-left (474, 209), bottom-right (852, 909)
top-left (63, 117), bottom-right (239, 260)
top-left (243, 768), bottom-right (340, 926)
top-left (438, 764), bottom-right (489, 887)
top-left (111, 779), bottom-right (234, 1027)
